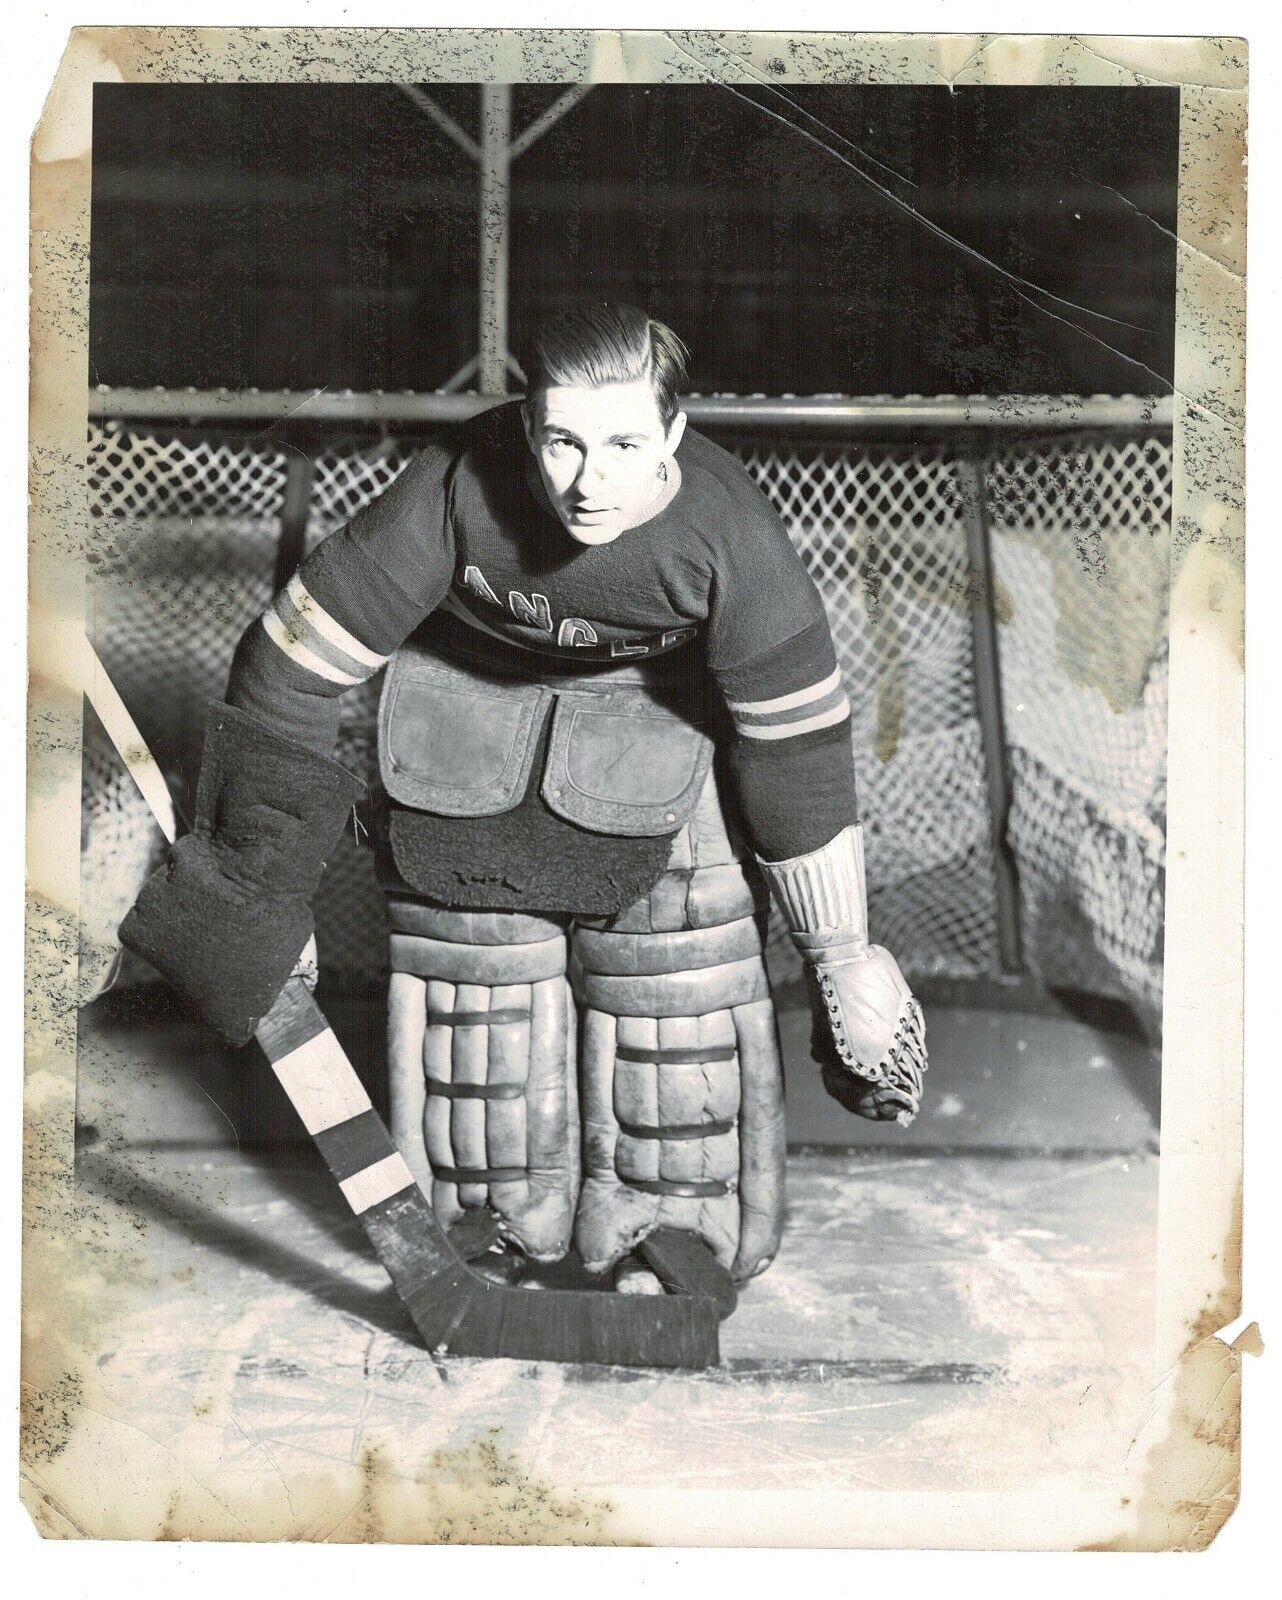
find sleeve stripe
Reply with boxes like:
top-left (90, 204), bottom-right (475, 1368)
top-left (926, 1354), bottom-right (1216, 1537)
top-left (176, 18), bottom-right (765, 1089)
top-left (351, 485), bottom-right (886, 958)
top-left (274, 582), bottom-right (386, 681)
top-left (272, 590), bottom-right (370, 681)
top-left (734, 683), bottom-right (848, 730)
top-left (725, 665), bottom-right (842, 716)
top-left (284, 574), bottom-right (388, 669)
top-left (262, 608), bottom-right (364, 687)
top-left (736, 695), bottom-right (851, 741)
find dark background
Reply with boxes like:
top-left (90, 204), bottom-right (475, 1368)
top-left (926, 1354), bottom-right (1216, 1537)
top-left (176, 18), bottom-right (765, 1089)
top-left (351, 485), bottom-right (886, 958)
top-left (89, 82), bottom-right (1180, 397)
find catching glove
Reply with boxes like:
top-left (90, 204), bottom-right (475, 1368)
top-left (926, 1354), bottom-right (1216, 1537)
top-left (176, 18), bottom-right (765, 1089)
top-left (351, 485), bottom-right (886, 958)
top-left (758, 824), bottom-right (927, 1125)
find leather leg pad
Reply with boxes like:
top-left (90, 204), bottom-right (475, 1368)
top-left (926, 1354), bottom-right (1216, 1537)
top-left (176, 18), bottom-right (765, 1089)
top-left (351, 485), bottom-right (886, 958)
top-left (572, 880), bottom-right (785, 1281)
top-left (387, 907), bottom-right (577, 1262)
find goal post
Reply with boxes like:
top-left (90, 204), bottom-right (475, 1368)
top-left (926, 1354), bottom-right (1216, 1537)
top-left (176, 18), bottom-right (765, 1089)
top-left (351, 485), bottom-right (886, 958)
top-left (82, 388), bottom-right (1173, 1037)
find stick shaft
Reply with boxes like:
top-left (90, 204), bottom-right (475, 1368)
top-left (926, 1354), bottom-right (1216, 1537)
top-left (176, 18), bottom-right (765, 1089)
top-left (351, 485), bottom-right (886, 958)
top-left (82, 637), bottom-right (179, 844)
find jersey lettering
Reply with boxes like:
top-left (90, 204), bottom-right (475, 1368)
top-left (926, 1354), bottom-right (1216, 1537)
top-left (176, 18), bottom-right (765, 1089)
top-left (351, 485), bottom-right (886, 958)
top-left (508, 590), bottom-right (553, 632)
top-left (455, 563), bottom-right (697, 659)
top-left (557, 618), bottom-right (599, 648)
top-left (462, 565), bottom-right (501, 606)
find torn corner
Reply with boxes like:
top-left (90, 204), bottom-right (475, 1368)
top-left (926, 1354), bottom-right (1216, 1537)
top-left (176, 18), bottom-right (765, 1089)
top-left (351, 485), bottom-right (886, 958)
top-left (1229, 1321), bottom-right (1264, 1357)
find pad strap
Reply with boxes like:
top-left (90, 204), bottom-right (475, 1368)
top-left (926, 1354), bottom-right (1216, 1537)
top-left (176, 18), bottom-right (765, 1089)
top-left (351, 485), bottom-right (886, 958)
top-left (434, 1163), bottom-right (528, 1185)
top-left (615, 1042), bottom-right (737, 1064)
top-left (424, 1079), bottom-right (527, 1102)
top-left (617, 1116), bottom-right (738, 1142)
top-left (424, 1007), bottom-right (530, 1026)
top-left (624, 1176), bottom-right (733, 1199)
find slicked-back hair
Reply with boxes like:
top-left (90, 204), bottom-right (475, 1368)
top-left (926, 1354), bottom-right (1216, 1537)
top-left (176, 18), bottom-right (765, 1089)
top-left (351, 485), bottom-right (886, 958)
top-left (520, 303), bottom-right (690, 430)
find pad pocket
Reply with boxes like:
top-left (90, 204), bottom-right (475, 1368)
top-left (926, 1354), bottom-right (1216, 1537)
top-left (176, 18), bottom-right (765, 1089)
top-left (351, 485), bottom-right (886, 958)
top-left (379, 644), bottom-right (549, 816)
top-left (541, 688), bottom-right (715, 836)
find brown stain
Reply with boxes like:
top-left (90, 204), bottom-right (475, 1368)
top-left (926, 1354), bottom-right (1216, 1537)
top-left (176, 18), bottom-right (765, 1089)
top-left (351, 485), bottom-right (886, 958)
top-left (107, 1431), bottom-right (624, 1546)
top-left (311, 1431), bottom-right (622, 1547)
top-left (993, 448), bottom-right (1171, 716)
top-left (1177, 77), bottom-right (1247, 279)
top-left (20, 1370), bottom-right (83, 1467)
top-left (413, 1429), bottom-right (620, 1546)
top-left (351, 1441), bottom-right (387, 1545)
top-left (1082, 1338), bottom-right (1241, 1551)
top-left (853, 473), bottom-right (1017, 767)
top-left (20, 1115), bottom-right (127, 1521)
top-left (1166, 51), bottom-right (1245, 667)
top-left (1084, 1184), bottom-right (1244, 1551)
top-left (873, 659), bottom-right (904, 764)
top-left (1230, 1321), bottom-right (1263, 1357)
top-left (1177, 536), bottom-right (1245, 676)
top-left (24, 22), bottom-right (170, 1544)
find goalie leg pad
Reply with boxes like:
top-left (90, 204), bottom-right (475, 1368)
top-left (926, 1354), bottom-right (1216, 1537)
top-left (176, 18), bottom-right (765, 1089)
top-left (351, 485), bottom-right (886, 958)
top-left (574, 990), bottom-right (786, 1282)
top-left (386, 897), bottom-right (577, 1261)
top-left (571, 772), bottom-right (786, 1283)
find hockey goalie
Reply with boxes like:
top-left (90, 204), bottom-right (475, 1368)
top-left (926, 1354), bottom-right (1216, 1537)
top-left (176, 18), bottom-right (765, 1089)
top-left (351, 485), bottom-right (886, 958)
top-left (122, 302), bottom-right (928, 1315)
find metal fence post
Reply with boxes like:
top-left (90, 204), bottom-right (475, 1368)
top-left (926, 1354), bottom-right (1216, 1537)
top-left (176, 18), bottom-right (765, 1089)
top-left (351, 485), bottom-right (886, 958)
top-left (478, 85), bottom-right (512, 396)
top-left (273, 450), bottom-right (315, 593)
top-left (957, 452), bottom-right (1024, 976)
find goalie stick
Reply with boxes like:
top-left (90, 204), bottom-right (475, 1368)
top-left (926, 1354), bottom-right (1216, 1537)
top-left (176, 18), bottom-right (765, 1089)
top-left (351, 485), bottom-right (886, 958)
top-left (82, 640), bottom-right (721, 1368)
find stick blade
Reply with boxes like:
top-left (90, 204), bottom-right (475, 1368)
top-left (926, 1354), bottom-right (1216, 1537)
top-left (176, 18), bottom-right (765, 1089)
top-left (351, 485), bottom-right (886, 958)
top-left (356, 1168), bottom-right (722, 1368)
top-left (639, 1228), bottom-right (739, 1320)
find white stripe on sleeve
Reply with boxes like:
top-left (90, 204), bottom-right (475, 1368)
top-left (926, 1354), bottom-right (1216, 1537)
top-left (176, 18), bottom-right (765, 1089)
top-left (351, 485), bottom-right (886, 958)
top-left (725, 665), bottom-right (842, 716)
top-left (736, 695), bottom-right (852, 741)
top-left (263, 608), bottom-right (364, 686)
top-left (286, 575), bottom-right (388, 670)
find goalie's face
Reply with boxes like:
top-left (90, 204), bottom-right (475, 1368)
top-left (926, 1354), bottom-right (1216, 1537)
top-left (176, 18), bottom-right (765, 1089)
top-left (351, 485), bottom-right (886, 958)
top-left (522, 379), bottom-right (686, 546)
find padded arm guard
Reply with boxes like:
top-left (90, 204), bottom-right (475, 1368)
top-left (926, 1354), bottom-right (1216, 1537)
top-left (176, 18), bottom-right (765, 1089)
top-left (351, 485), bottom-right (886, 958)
top-left (758, 824), bottom-right (927, 1125)
top-left (119, 703), bottom-right (365, 1045)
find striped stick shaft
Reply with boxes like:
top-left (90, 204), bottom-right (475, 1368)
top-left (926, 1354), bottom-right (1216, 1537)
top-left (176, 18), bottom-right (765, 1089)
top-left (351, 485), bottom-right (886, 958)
top-left (81, 635), bottom-right (180, 844)
top-left (257, 979), bottom-right (420, 1215)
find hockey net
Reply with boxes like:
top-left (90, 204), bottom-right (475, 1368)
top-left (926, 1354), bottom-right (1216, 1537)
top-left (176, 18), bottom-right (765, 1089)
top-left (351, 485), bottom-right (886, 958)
top-left (82, 402), bottom-right (1170, 1034)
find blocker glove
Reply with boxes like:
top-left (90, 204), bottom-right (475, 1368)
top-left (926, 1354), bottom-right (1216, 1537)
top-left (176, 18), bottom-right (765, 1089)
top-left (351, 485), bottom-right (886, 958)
top-left (758, 824), bottom-right (928, 1125)
top-left (119, 702), bottom-right (364, 1046)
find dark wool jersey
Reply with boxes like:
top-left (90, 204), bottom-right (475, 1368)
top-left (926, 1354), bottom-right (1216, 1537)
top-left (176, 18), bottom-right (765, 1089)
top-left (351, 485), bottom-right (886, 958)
top-left (228, 401), bottom-right (858, 860)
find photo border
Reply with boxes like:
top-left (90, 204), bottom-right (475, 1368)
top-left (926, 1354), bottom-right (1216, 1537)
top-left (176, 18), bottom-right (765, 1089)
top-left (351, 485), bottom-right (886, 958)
top-left (24, 26), bottom-right (1247, 1549)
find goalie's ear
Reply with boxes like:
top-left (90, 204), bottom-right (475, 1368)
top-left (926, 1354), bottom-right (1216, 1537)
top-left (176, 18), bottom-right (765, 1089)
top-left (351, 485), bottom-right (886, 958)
top-left (664, 409), bottom-right (687, 456)
top-left (520, 400), bottom-right (538, 451)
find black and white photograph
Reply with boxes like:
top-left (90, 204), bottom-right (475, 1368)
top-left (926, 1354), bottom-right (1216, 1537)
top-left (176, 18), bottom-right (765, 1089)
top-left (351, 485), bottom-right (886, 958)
top-left (23, 25), bottom-right (1246, 1550)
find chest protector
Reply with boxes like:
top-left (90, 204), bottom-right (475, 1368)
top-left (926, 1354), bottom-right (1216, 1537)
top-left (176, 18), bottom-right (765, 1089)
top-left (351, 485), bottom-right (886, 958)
top-left (377, 617), bottom-right (719, 838)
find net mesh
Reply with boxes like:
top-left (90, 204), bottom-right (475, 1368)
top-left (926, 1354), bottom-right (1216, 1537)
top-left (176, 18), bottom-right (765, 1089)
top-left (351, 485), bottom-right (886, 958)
top-left (987, 433), bottom-right (1171, 1032)
top-left (82, 408), bottom-right (1170, 1029)
top-left (736, 439), bottom-right (996, 987)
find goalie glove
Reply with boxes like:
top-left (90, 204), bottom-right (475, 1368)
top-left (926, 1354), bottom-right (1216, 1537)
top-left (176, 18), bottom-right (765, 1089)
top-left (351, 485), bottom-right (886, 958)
top-left (758, 824), bottom-right (927, 1125)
